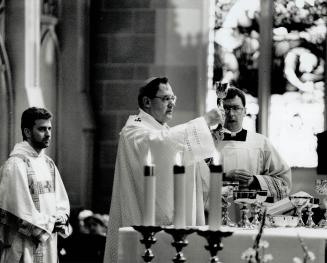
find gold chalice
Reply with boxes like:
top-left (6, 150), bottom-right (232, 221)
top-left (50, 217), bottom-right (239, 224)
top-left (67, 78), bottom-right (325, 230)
top-left (222, 181), bottom-right (239, 227)
top-left (289, 195), bottom-right (311, 227)
top-left (212, 82), bottom-right (230, 141)
top-left (251, 190), bottom-right (268, 227)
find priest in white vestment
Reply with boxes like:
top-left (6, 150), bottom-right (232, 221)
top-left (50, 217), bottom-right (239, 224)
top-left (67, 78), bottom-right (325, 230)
top-left (214, 87), bottom-right (292, 200)
top-left (104, 77), bottom-right (225, 263)
top-left (0, 107), bottom-right (71, 263)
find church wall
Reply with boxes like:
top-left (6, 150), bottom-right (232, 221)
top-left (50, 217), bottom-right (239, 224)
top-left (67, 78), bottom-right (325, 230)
top-left (4, 0), bottom-right (95, 210)
top-left (5, 0), bottom-right (29, 145)
top-left (57, 0), bottom-right (95, 210)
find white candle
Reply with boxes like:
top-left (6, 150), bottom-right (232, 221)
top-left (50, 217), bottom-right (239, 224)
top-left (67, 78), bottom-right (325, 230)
top-left (173, 152), bottom-right (186, 228)
top-left (208, 152), bottom-right (223, 230)
top-left (143, 150), bottom-right (156, 226)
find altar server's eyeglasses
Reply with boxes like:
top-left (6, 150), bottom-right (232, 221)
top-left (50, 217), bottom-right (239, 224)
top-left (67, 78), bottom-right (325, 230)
top-left (153, 95), bottom-right (177, 104)
top-left (223, 105), bottom-right (244, 113)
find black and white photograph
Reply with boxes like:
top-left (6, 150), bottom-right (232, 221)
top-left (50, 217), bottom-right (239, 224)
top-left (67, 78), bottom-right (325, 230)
top-left (0, 0), bottom-right (327, 262)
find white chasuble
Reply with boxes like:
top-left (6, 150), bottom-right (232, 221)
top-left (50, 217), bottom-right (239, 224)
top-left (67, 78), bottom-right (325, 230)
top-left (216, 130), bottom-right (292, 200)
top-left (0, 141), bottom-right (71, 263)
top-left (104, 109), bottom-right (215, 263)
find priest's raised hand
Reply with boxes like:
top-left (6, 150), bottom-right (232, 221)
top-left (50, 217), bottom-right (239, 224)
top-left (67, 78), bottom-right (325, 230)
top-left (203, 107), bottom-right (225, 127)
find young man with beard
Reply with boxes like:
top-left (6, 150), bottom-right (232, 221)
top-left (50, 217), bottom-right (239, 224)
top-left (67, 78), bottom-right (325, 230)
top-left (104, 77), bottom-right (225, 263)
top-left (0, 107), bottom-right (71, 263)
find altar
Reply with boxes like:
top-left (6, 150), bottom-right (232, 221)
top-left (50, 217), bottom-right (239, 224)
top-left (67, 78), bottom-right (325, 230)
top-left (118, 226), bottom-right (327, 263)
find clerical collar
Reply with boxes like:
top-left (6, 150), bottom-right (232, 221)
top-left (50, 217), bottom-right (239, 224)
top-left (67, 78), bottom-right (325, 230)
top-left (230, 127), bottom-right (243, 137)
top-left (223, 129), bottom-right (247, 141)
top-left (138, 109), bottom-right (169, 129)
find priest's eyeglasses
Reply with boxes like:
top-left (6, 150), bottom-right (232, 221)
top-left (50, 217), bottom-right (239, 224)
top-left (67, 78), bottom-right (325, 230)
top-left (153, 95), bottom-right (177, 104)
top-left (223, 105), bottom-right (244, 113)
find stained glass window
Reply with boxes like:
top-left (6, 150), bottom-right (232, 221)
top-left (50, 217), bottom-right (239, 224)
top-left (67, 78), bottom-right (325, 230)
top-left (269, 0), bottom-right (327, 167)
top-left (210, 0), bottom-right (327, 167)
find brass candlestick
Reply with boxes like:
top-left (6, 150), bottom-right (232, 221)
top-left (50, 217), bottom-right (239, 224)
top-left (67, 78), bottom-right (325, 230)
top-left (315, 179), bottom-right (327, 228)
top-left (306, 198), bottom-right (319, 228)
top-left (233, 190), bottom-right (257, 228)
top-left (132, 225), bottom-right (162, 263)
top-left (196, 228), bottom-right (233, 263)
top-left (163, 226), bottom-right (196, 263)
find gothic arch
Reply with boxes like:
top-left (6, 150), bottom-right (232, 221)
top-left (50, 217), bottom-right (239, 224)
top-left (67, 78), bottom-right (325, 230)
top-left (40, 16), bottom-right (60, 161)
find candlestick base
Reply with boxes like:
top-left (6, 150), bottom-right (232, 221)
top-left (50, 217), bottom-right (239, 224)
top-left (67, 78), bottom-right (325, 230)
top-left (132, 225), bottom-right (162, 263)
top-left (196, 228), bottom-right (233, 263)
top-left (163, 226), bottom-right (196, 263)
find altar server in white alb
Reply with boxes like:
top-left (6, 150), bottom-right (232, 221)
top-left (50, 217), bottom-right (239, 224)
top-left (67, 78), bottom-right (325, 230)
top-left (104, 77), bottom-right (225, 263)
top-left (0, 107), bottom-right (71, 263)
top-left (215, 86), bottom-right (292, 200)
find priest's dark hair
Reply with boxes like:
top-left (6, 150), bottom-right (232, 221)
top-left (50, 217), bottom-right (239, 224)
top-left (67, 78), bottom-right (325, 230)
top-left (21, 107), bottom-right (52, 140)
top-left (220, 86), bottom-right (246, 107)
top-left (138, 77), bottom-right (169, 109)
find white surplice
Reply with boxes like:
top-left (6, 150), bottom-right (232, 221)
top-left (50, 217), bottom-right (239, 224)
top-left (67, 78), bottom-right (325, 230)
top-left (104, 109), bottom-right (215, 263)
top-left (216, 130), bottom-right (292, 200)
top-left (0, 141), bottom-right (71, 263)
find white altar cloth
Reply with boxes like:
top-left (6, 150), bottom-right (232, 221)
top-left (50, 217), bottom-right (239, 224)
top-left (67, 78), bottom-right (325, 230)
top-left (117, 226), bottom-right (327, 263)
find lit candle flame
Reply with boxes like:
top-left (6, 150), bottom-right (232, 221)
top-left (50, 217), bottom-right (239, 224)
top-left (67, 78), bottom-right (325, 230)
top-left (146, 149), bottom-right (153, 165)
top-left (175, 152), bottom-right (182, 166)
top-left (212, 151), bottom-right (220, 166)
